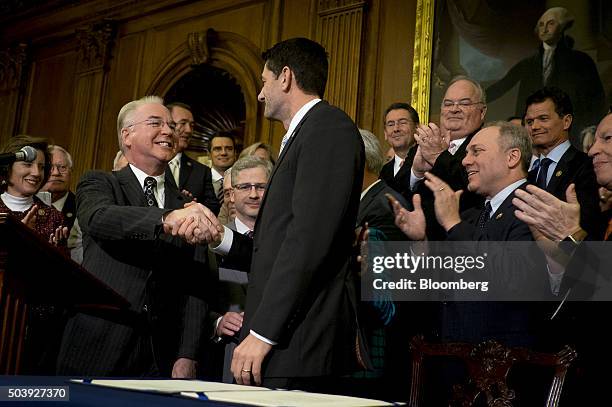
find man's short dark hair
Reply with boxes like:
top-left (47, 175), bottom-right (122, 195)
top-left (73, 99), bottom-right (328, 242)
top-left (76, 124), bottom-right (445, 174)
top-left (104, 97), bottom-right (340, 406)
top-left (383, 102), bottom-right (420, 125)
top-left (262, 38), bottom-right (328, 98)
top-left (210, 130), bottom-right (239, 148)
top-left (524, 86), bottom-right (574, 119)
top-left (166, 102), bottom-right (192, 114)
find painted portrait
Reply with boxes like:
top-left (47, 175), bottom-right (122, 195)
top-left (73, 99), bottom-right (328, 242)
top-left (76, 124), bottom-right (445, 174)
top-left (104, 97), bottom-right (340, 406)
top-left (413, 0), bottom-right (611, 144)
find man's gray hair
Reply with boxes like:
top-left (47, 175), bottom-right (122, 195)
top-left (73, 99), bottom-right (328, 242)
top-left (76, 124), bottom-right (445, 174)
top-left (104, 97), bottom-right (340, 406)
top-left (536, 7), bottom-right (575, 33)
top-left (486, 121), bottom-right (533, 174)
top-left (359, 128), bottom-right (385, 175)
top-left (446, 75), bottom-right (487, 105)
top-left (116, 95), bottom-right (164, 150)
top-left (231, 156), bottom-right (273, 185)
top-left (48, 145), bottom-right (73, 169)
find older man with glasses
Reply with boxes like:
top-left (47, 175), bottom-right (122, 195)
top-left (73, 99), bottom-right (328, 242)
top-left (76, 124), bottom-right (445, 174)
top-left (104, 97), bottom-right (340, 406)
top-left (408, 75), bottom-right (487, 239)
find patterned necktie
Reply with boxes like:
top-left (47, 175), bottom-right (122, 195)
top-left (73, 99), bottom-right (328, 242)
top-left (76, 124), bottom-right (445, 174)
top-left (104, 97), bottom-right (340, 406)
top-left (448, 141), bottom-right (459, 155)
top-left (477, 201), bottom-right (492, 229)
top-left (543, 48), bottom-right (554, 84)
top-left (169, 158), bottom-right (180, 186)
top-left (144, 177), bottom-right (158, 207)
top-left (245, 230), bottom-right (254, 239)
top-left (536, 157), bottom-right (553, 189)
top-left (216, 178), bottom-right (224, 204)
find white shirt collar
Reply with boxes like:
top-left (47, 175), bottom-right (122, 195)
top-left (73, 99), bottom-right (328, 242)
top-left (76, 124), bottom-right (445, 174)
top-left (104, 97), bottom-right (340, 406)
top-left (488, 178), bottom-right (527, 216)
top-left (211, 167), bottom-right (224, 182)
top-left (234, 216), bottom-right (252, 235)
top-left (449, 137), bottom-right (468, 154)
top-left (128, 164), bottom-right (166, 208)
top-left (170, 152), bottom-right (182, 167)
top-left (1, 192), bottom-right (34, 212)
top-left (542, 42), bottom-right (556, 52)
top-left (361, 179), bottom-right (381, 201)
top-left (52, 191), bottom-right (69, 212)
top-left (283, 98), bottom-right (322, 146)
top-left (540, 139), bottom-right (570, 164)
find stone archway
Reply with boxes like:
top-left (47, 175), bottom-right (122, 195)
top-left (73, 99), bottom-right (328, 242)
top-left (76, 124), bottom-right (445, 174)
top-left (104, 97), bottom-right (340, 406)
top-left (146, 29), bottom-right (269, 147)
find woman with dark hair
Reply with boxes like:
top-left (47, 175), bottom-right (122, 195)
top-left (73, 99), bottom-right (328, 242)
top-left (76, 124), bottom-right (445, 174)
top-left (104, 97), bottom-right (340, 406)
top-left (0, 134), bottom-right (66, 241)
top-left (0, 134), bottom-right (68, 374)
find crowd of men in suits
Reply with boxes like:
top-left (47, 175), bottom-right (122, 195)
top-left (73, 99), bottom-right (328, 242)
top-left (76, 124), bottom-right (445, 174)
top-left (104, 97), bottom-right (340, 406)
top-left (24, 33), bottom-right (610, 405)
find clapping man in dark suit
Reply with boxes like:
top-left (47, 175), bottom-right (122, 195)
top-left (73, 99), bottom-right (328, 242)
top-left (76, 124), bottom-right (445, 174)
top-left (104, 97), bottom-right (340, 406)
top-left (166, 102), bottom-right (220, 214)
top-left (57, 96), bottom-right (221, 378)
top-left (523, 86), bottom-right (603, 239)
top-left (189, 38), bottom-right (365, 391)
top-left (409, 76), bottom-right (487, 239)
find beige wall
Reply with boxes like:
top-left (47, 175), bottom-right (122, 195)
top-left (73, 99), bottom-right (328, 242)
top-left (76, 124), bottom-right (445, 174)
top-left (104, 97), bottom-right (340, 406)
top-left (0, 0), bottom-right (417, 186)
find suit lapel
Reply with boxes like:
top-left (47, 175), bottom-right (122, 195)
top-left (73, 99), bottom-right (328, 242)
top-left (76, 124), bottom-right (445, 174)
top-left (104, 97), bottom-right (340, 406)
top-left (164, 175), bottom-right (187, 210)
top-left (179, 154), bottom-right (193, 189)
top-left (546, 147), bottom-right (575, 194)
top-left (115, 167), bottom-right (148, 207)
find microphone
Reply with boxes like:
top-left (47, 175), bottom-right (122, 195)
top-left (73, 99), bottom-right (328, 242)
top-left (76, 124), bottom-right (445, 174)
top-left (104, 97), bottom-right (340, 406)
top-left (0, 146), bottom-right (38, 165)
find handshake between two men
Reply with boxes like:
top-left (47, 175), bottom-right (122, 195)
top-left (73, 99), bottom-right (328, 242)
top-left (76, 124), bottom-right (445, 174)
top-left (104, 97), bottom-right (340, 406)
top-left (162, 201), bottom-right (224, 245)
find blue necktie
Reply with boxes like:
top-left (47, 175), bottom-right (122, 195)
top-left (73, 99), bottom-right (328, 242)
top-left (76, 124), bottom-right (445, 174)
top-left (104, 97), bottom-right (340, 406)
top-left (535, 158), bottom-right (553, 189)
top-left (477, 201), bottom-right (492, 229)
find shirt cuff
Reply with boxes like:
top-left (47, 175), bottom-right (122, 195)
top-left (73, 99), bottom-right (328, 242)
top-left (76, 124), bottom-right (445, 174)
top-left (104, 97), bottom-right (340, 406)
top-left (410, 169), bottom-right (424, 190)
top-left (211, 226), bottom-right (233, 255)
top-left (250, 329), bottom-right (277, 346)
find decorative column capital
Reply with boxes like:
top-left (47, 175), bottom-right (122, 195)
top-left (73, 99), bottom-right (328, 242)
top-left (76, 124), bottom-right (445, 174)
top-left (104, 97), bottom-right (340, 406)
top-left (76, 19), bottom-right (116, 74)
top-left (0, 43), bottom-right (27, 92)
top-left (187, 28), bottom-right (218, 66)
top-left (318, 0), bottom-right (366, 15)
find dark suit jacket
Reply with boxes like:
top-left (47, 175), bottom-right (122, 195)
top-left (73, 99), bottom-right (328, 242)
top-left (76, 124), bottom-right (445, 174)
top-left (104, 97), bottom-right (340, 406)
top-left (357, 180), bottom-right (408, 242)
top-left (222, 101), bottom-right (365, 378)
top-left (165, 153), bottom-right (220, 215)
top-left (57, 166), bottom-right (210, 376)
top-left (414, 131), bottom-right (484, 240)
top-left (60, 191), bottom-right (77, 230)
top-left (429, 182), bottom-right (549, 346)
top-left (379, 146), bottom-right (416, 198)
top-left (529, 146), bottom-right (604, 239)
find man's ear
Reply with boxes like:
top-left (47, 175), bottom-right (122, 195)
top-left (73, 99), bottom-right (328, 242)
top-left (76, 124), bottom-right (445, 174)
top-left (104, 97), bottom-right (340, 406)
top-left (562, 114), bottom-right (573, 131)
top-left (121, 128), bottom-right (132, 148)
top-left (280, 66), bottom-right (292, 92)
top-left (507, 147), bottom-right (521, 169)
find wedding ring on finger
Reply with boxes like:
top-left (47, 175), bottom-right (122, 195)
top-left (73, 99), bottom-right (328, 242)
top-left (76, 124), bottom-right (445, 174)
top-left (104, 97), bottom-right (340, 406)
top-left (438, 186), bottom-right (445, 191)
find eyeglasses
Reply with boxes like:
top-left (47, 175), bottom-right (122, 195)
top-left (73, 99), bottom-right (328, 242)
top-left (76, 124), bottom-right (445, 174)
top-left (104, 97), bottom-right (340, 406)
top-left (126, 119), bottom-right (176, 131)
top-left (233, 183), bottom-right (267, 193)
top-left (385, 119), bottom-right (413, 128)
top-left (176, 120), bottom-right (195, 129)
top-left (50, 164), bottom-right (70, 174)
top-left (441, 99), bottom-right (484, 110)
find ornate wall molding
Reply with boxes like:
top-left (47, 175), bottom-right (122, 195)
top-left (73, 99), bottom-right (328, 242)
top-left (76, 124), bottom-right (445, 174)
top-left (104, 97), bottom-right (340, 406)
top-left (410, 0), bottom-right (435, 122)
top-left (0, 44), bottom-right (27, 92)
top-left (316, 0), bottom-right (367, 119)
top-left (187, 28), bottom-right (217, 66)
top-left (76, 19), bottom-right (116, 74)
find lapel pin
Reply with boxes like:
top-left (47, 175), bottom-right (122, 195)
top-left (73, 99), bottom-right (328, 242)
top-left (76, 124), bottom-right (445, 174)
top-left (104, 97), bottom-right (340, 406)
top-left (187, 162), bottom-right (192, 166)
top-left (66, 212), bottom-right (73, 218)
top-left (495, 213), bottom-right (503, 220)
top-left (38, 209), bottom-right (46, 216)
top-left (555, 170), bottom-right (562, 177)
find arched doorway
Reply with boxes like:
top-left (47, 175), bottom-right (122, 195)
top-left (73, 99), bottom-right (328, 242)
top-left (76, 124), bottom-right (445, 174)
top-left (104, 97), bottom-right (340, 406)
top-left (164, 64), bottom-right (246, 161)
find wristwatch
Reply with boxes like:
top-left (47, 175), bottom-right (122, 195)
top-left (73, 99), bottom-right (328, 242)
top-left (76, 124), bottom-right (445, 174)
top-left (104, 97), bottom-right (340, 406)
top-left (558, 229), bottom-right (587, 255)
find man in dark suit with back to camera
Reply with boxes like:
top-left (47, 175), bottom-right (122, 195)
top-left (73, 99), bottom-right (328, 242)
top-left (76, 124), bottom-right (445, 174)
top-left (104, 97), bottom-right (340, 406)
top-left (166, 102), bottom-right (220, 214)
top-left (191, 38), bottom-right (365, 391)
top-left (57, 96), bottom-right (220, 378)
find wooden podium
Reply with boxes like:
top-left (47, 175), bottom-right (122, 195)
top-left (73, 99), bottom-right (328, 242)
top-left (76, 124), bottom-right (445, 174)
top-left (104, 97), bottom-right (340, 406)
top-left (0, 213), bottom-right (129, 374)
